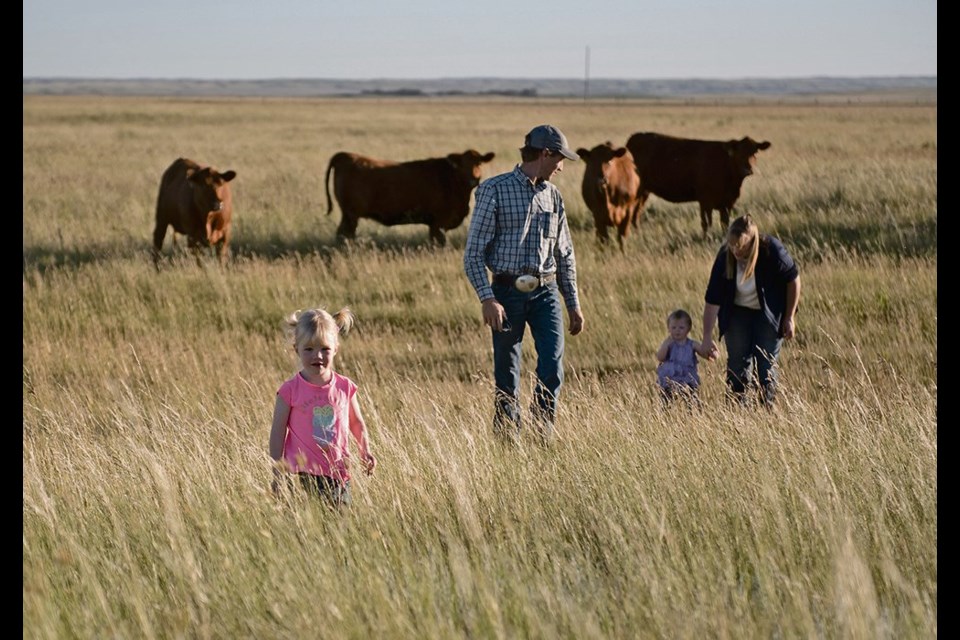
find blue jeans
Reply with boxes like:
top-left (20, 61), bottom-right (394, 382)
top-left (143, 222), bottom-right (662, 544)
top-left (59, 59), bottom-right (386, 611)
top-left (723, 305), bottom-right (783, 405)
top-left (490, 281), bottom-right (564, 441)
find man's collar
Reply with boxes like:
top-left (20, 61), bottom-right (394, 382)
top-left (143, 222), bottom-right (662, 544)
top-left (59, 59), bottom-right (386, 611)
top-left (514, 163), bottom-right (544, 186)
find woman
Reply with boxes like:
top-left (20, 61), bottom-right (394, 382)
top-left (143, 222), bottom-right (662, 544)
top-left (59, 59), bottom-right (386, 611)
top-left (700, 214), bottom-right (801, 406)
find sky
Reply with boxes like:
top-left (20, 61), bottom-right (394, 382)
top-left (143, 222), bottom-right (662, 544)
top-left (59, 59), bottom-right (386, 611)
top-left (23, 0), bottom-right (936, 80)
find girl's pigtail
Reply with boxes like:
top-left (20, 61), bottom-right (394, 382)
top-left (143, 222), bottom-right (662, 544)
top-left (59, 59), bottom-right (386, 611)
top-left (333, 307), bottom-right (356, 336)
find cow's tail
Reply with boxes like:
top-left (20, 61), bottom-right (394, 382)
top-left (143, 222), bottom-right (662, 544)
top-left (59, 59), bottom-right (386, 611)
top-left (325, 153), bottom-right (346, 216)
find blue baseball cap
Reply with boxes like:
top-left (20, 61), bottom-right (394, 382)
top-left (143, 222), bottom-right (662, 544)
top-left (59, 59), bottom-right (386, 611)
top-left (523, 124), bottom-right (578, 161)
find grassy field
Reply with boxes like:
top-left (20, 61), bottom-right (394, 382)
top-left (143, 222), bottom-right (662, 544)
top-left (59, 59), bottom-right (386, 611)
top-left (23, 95), bottom-right (936, 639)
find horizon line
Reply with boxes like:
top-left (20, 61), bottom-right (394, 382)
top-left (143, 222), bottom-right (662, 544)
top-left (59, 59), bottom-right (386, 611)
top-left (23, 74), bottom-right (938, 82)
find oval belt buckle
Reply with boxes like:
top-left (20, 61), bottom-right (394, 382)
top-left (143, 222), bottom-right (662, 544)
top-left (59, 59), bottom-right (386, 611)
top-left (515, 275), bottom-right (539, 292)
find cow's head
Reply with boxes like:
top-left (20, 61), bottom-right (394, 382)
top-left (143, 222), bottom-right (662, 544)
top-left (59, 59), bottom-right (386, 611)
top-left (447, 150), bottom-right (496, 188)
top-left (577, 141), bottom-right (628, 164)
top-left (187, 166), bottom-right (236, 212)
top-left (577, 141), bottom-right (630, 186)
top-left (725, 137), bottom-right (772, 178)
top-left (186, 166), bottom-right (236, 243)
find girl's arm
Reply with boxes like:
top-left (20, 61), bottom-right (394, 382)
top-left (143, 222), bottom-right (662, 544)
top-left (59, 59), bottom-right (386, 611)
top-left (348, 393), bottom-right (377, 475)
top-left (268, 396), bottom-right (291, 494)
top-left (655, 337), bottom-right (672, 363)
top-left (269, 396), bottom-right (291, 464)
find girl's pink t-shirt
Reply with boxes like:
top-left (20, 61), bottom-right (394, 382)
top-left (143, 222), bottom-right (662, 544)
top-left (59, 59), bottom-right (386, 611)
top-left (277, 371), bottom-right (358, 481)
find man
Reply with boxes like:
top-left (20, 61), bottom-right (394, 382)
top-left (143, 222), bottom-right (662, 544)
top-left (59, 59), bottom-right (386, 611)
top-left (463, 124), bottom-right (586, 445)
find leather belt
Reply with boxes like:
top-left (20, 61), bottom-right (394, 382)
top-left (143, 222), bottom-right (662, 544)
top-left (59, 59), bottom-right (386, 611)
top-left (492, 272), bottom-right (557, 291)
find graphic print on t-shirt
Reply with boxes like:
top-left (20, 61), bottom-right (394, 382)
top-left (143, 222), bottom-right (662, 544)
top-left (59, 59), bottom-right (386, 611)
top-left (312, 405), bottom-right (336, 447)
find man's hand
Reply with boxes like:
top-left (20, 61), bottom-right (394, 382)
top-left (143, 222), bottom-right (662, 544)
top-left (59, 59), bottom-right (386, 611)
top-left (481, 298), bottom-right (508, 332)
top-left (568, 307), bottom-right (585, 336)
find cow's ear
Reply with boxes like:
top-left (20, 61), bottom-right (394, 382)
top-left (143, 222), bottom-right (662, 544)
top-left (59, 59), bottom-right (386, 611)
top-left (577, 148), bottom-right (590, 161)
top-left (614, 147), bottom-right (628, 158)
top-left (221, 170), bottom-right (237, 182)
top-left (482, 152), bottom-right (496, 162)
top-left (188, 167), bottom-right (213, 183)
top-left (758, 141), bottom-right (771, 150)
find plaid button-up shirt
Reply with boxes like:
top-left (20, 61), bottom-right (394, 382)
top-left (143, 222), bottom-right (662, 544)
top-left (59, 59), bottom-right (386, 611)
top-left (463, 165), bottom-right (580, 309)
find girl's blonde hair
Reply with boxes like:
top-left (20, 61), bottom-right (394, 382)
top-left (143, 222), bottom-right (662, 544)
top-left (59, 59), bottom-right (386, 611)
top-left (285, 307), bottom-right (355, 351)
top-left (725, 214), bottom-right (760, 282)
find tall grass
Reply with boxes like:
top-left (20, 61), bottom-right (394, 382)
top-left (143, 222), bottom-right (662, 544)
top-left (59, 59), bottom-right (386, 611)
top-left (23, 95), bottom-right (936, 639)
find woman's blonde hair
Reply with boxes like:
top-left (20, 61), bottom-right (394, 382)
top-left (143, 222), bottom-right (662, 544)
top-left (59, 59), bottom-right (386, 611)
top-left (725, 214), bottom-right (760, 282)
top-left (285, 307), bottom-right (355, 352)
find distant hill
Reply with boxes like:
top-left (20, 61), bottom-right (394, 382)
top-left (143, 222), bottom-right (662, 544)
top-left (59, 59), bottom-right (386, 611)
top-left (22, 76), bottom-right (936, 100)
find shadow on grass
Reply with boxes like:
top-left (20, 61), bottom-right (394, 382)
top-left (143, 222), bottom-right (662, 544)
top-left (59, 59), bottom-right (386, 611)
top-left (232, 231), bottom-right (456, 263)
top-left (22, 231), bottom-right (456, 276)
top-left (781, 216), bottom-right (937, 264)
top-left (22, 215), bottom-right (936, 277)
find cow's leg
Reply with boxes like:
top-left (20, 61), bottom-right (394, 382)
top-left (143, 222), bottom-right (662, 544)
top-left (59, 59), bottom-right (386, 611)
top-left (633, 193), bottom-right (649, 229)
top-left (595, 223), bottom-right (610, 247)
top-left (152, 222), bottom-right (168, 270)
top-left (186, 236), bottom-right (204, 267)
top-left (616, 217), bottom-right (631, 252)
top-left (336, 212), bottom-right (358, 241)
top-left (719, 208), bottom-right (732, 231)
top-left (630, 202), bottom-right (644, 229)
top-left (428, 225), bottom-right (447, 247)
top-left (216, 228), bottom-right (231, 266)
top-left (700, 205), bottom-right (712, 239)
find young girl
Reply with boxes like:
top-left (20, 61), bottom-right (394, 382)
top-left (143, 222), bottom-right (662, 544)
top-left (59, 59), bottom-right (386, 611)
top-left (656, 309), bottom-right (711, 406)
top-left (269, 307), bottom-right (377, 508)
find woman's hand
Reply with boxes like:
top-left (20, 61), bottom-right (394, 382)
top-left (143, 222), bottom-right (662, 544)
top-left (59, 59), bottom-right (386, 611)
top-left (699, 340), bottom-right (720, 361)
top-left (782, 316), bottom-right (796, 339)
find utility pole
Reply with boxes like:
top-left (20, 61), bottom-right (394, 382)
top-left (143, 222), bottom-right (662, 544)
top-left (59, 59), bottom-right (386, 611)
top-left (584, 46), bottom-right (590, 102)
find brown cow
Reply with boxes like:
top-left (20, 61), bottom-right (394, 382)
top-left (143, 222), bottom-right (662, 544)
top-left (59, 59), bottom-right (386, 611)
top-left (576, 141), bottom-right (642, 251)
top-left (324, 149), bottom-right (496, 246)
top-left (153, 158), bottom-right (236, 269)
top-left (625, 132), bottom-right (771, 238)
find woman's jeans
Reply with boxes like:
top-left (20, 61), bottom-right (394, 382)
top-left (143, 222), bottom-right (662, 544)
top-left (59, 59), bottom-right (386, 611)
top-left (723, 304), bottom-right (783, 405)
top-left (490, 281), bottom-right (564, 442)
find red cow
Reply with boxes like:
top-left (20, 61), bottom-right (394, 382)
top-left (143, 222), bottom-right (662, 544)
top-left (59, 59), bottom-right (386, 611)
top-left (625, 132), bottom-right (771, 238)
top-left (576, 141), bottom-right (642, 251)
top-left (325, 149), bottom-right (496, 246)
top-left (153, 158), bottom-right (236, 269)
